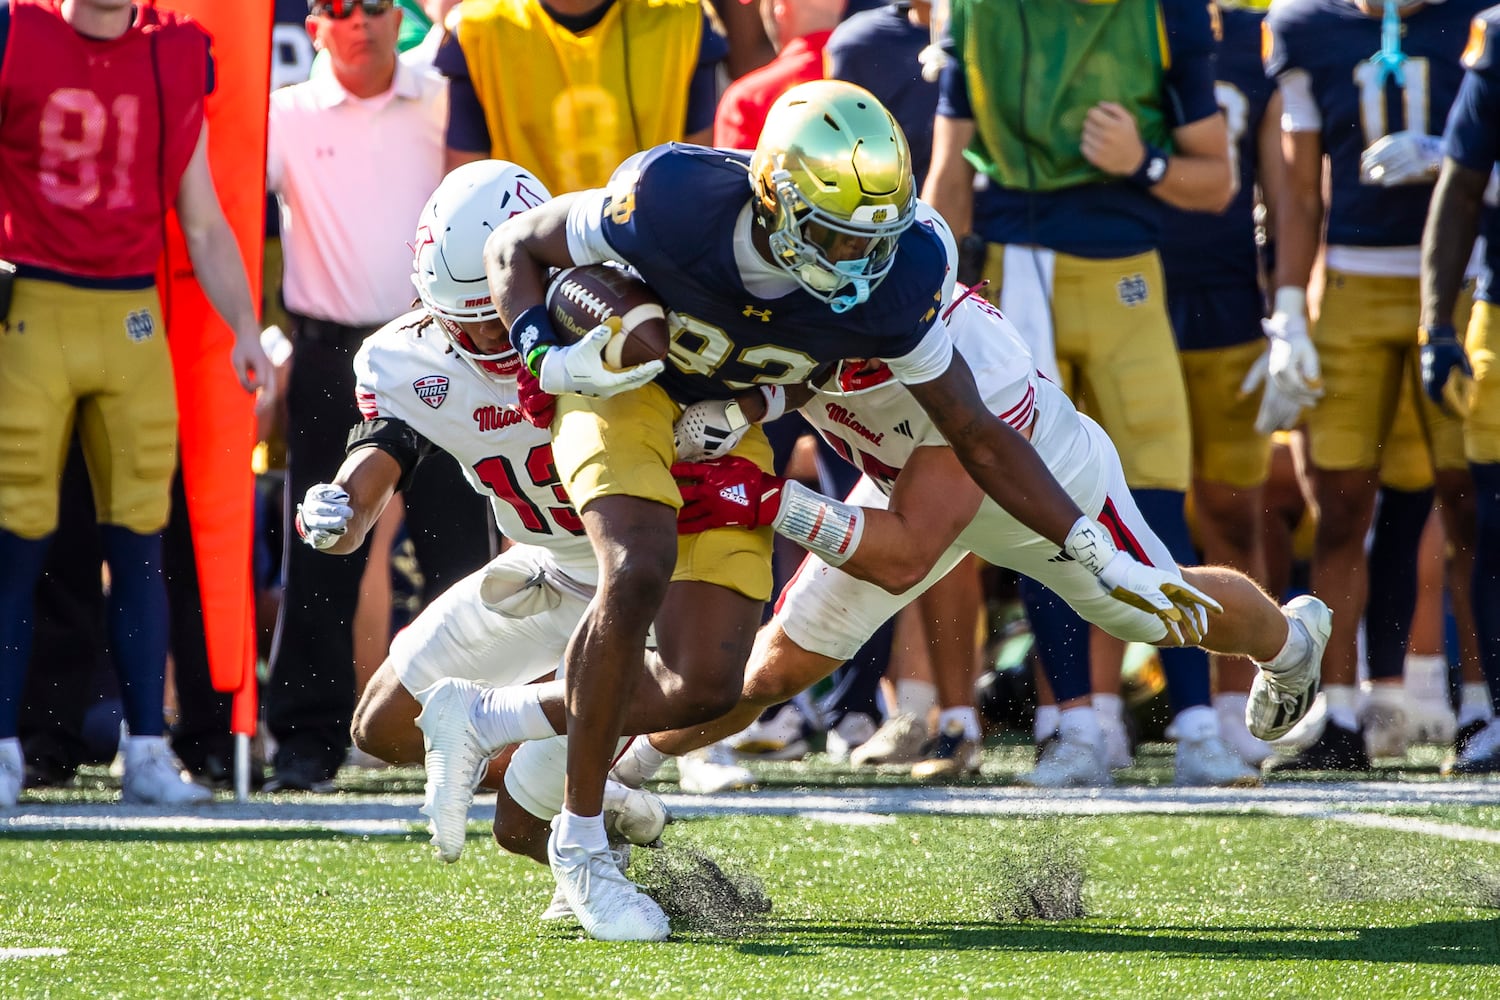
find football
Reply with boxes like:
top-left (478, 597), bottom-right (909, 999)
top-left (544, 264), bottom-right (671, 371)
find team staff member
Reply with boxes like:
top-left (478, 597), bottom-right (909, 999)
top-left (923, 0), bottom-right (1247, 787)
top-left (0, 0), bottom-right (271, 807)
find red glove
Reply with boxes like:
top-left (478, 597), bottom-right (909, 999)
top-left (672, 457), bottom-right (787, 534)
top-left (516, 364), bottom-right (557, 428)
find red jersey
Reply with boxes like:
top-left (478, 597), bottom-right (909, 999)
top-left (0, 0), bottom-right (209, 281)
top-left (712, 31), bottom-right (832, 150)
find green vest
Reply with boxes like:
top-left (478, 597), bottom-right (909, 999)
top-left (954, 0), bottom-right (1174, 192)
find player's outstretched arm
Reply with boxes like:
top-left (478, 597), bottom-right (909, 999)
top-left (296, 447), bottom-right (402, 555)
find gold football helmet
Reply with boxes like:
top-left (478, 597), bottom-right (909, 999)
top-left (749, 80), bottom-right (916, 313)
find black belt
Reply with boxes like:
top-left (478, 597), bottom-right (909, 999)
top-left (291, 313), bottom-right (380, 346)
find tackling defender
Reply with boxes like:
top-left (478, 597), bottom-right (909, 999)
top-left (475, 80), bottom-right (1223, 942)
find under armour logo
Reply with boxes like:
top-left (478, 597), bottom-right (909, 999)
top-left (742, 306), bottom-right (773, 322)
top-left (719, 484), bottom-right (749, 506)
top-left (1116, 274), bottom-right (1149, 307)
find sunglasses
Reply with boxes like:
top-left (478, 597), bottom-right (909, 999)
top-left (312, 0), bottom-right (395, 18)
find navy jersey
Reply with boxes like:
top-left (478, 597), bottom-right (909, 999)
top-left (1265, 0), bottom-right (1485, 248)
top-left (595, 146), bottom-right (948, 404)
top-left (1445, 7), bottom-right (1500, 304)
top-left (825, 5), bottom-right (938, 187)
top-left (942, 0), bottom-right (1219, 259)
top-left (1161, 6), bottom-right (1275, 292)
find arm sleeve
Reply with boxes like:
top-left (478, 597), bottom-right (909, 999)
top-left (436, 34), bottom-right (490, 153)
top-left (566, 187), bottom-right (622, 264)
top-left (1277, 70), bottom-right (1321, 132)
top-left (1160, 0), bottom-right (1219, 127)
top-left (345, 418), bottom-right (438, 494)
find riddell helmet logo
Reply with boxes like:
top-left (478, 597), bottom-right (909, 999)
top-left (413, 374), bottom-right (449, 409)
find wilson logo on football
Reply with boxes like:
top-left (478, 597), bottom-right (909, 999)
top-left (413, 375), bottom-right (450, 409)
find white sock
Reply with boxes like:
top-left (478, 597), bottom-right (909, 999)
top-left (1033, 705), bottom-right (1059, 743)
top-left (937, 706), bottom-right (981, 741)
top-left (554, 808), bottom-right (607, 855)
top-left (1403, 654), bottom-right (1449, 702)
top-left (1324, 685), bottom-right (1358, 732)
top-left (618, 739), bottom-right (669, 780)
top-left (896, 679), bottom-right (937, 721)
top-left (1262, 613), bottom-right (1311, 673)
top-left (1459, 683), bottom-right (1496, 727)
top-left (1171, 705), bottom-right (1217, 743)
top-left (471, 686), bottom-right (556, 753)
top-left (1060, 705), bottom-right (1102, 747)
top-left (1092, 692), bottom-right (1124, 726)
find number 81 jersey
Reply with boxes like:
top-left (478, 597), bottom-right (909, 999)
top-left (1264, 0), bottom-right (1487, 248)
top-left (354, 312), bottom-right (598, 587)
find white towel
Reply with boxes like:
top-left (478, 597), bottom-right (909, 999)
top-left (999, 245), bottom-right (1061, 384)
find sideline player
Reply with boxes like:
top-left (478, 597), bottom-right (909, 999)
top-left (1419, 4), bottom-right (1500, 774)
top-left (293, 161), bottom-right (740, 864)
top-left (476, 80), bottom-right (1224, 941)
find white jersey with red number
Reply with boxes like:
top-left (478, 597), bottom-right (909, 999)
top-left (354, 310), bottom-right (597, 587)
top-left (801, 291), bottom-right (1038, 495)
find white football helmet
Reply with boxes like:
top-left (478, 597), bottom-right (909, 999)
top-left (411, 160), bottom-right (552, 377)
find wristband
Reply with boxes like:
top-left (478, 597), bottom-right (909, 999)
top-left (1271, 286), bottom-right (1306, 320)
top-left (758, 385), bottom-right (787, 424)
top-left (1062, 516), bottom-right (1119, 577)
top-left (508, 305), bottom-right (562, 375)
top-left (1127, 143), bottom-right (1169, 189)
top-left (772, 480), bottom-right (865, 567)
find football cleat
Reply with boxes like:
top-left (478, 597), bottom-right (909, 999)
top-left (121, 738), bottom-right (213, 805)
top-left (416, 677), bottom-right (491, 863)
top-left (1454, 717), bottom-right (1490, 759)
top-left (849, 713), bottom-right (930, 767)
top-left (910, 719), bottom-right (981, 780)
top-left (1443, 719), bottom-right (1500, 776)
top-left (541, 844), bottom-right (632, 922)
top-left (1247, 596), bottom-right (1330, 740)
top-left (1097, 707), bottom-right (1135, 771)
top-left (1264, 720), bottom-right (1371, 774)
top-left (548, 825), bottom-right (669, 942)
top-left (824, 712), bottom-right (879, 763)
top-left (1359, 685), bottom-right (1410, 760)
top-left (675, 743), bottom-right (755, 795)
top-left (0, 738), bottom-right (22, 808)
top-left (1214, 694), bottom-right (1272, 767)
top-left (602, 781), bottom-right (670, 845)
top-left (1174, 733), bottom-right (1261, 788)
top-left (1017, 733), bottom-right (1112, 788)
top-left (730, 703), bottom-right (810, 760)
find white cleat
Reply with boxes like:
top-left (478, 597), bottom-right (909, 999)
top-left (416, 678), bottom-right (490, 863)
top-left (1017, 734), bottom-right (1112, 788)
top-left (1248, 596), bottom-right (1331, 740)
top-left (675, 743), bottom-right (755, 794)
top-left (849, 713), bottom-right (929, 767)
top-left (824, 712), bottom-right (879, 763)
top-left (1174, 733), bottom-right (1261, 787)
top-left (1360, 685), bottom-right (1410, 760)
top-left (0, 738), bottom-right (22, 808)
top-left (121, 738), bottom-right (213, 805)
top-left (602, 781), bottom-right (670, 845)
top-left (1097, 709), bottom-right (1134, 771)
top-left (1406, 697), bottom-right (1458, 746)
top-left (541, 844), bottom-right (632, 922)
top-left (548, 825), bottom-right (669, 941)
top-left (1214, 697), bottom-right (1273, 767)
top-left (729, 703), bottom-right (809, 760)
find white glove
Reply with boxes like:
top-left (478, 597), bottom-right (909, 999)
top-left (295, 484), bottom-right (353, 551)
top-left (1064, 516), bottom-right (1223, 646)
top-left (1360, 131), bottom-right (1444, 187)
top-left (478, 556), bottom-right (563, 619)
top-left (537, 324), bottom-right (664, 398)
top-left (1238, 349), bottom-right (1307, 434)
top-left (674, 399), bottom-right (750, 461)
top-left (1262, 287), bottom-right (1324, 409)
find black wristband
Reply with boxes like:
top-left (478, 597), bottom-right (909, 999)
top-left (1127, 143), bottom-right (1169, 189)
top-left (1421, 323), bottom-right (1458, 345)
top-left (508, 304), bottom-right (562, 375)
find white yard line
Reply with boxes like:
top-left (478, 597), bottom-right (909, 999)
top-left (0, 949), bottom-right (68, 960)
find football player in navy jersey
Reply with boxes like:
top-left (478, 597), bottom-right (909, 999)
top-left (1160, 0), bottom-right (1285, 767)
top-left (1421, 4), bottom-right (1500, 774)
top-left (478, 80), bottom-right (1221, 942)
top-left (1263, 0), bottom-right (1487, 772)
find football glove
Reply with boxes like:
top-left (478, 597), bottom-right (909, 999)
top-left (515, 364), bottom-right (557, 429)
top-left (1239, 349), bottom-right (1307, 434)
top-left (1262, 287), bottom-right (1324, 409)
top-left (1063, 516), bottom-right (1222, 646)
top-left (672, 457), bottom-right (787, 534)
top-left (295, 484), bottom-right (353, 551)
top-left (674, 399), bottom-right (751, 461)
top-left (1419, 323), bottom-right (1474, 414)
top-left (1360, 131), bottom-right (1444, 187)
top-left (536, 324), bottom-right (664, 398)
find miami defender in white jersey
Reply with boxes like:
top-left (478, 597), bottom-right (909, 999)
top-left (293, 161), bottom-right (703, 871)
top-left (655, 290), bottom-right (1334, 785)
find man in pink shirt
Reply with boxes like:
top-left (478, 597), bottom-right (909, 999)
top-left (713, 0), bottom-right (843, 148)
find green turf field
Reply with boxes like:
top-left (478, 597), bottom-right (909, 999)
top-left (3, 770), bottom-right (1499, 1000)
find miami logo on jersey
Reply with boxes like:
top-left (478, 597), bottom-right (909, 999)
top-left (413, 374), bottom-right (449, 409)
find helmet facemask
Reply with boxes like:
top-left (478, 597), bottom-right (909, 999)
top-left (436, 315), bottom-right (521, 381)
